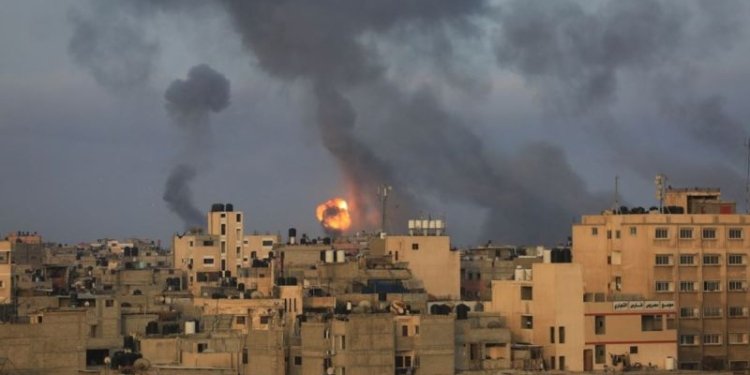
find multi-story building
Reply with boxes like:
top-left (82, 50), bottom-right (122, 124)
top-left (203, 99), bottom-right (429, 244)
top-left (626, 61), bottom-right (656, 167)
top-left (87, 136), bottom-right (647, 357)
top-left (573, 187), bottom-right (750, 370)
top-left (370, 225), bottom-right (460, 300)
top-left (490, 262), bottom-right (677, 371)
top-left (460, 245), bottom-right (542, 301)
top-left (0, 240), bottom-right (11, 306)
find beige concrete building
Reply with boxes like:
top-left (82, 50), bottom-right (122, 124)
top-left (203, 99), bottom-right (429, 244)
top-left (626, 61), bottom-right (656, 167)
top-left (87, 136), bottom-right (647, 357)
top-left (0, 308), bottom-right (88, 375)
top-left (370, 234), bottom-right (460, 300)
top-left (490, 263), bottom-right (677, 371)
top-left (573, 187), bottom-right (750, 370)
top-left (0, 240), bottom-right (11, 305)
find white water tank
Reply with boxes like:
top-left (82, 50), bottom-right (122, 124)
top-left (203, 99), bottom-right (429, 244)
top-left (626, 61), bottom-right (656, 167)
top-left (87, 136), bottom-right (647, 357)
top-left (185, 321), bottom-right (196, 335)
top-left (336, 250), bottom-right (345, 263)
top-left (325, 250), bottom-right (335, 263)
top-left (664, 356), bottom-right (675, 370)
top-left (514, 266), bottom-right (525, 281)
top-left (543, 249), bottom-right (552, 263)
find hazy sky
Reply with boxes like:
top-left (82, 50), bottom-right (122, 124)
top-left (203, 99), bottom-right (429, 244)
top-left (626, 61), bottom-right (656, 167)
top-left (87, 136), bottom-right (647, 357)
top-left (1, 0), bottom-right (749, 246)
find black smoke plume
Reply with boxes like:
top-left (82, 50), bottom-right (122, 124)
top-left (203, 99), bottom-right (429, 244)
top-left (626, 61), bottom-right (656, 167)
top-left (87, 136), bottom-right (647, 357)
top-left (163, 64), bottom-right (230, 228)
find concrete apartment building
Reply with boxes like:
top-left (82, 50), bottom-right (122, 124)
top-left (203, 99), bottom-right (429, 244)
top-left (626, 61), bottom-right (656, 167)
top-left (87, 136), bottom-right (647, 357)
top-left (573, 187), bottom-right (750, 370)
top-left (0, 240), bottom-right (11, 306)
top-left (370, 228), bottom-right (461, 300)
top-left (490, 262), bottom-right (677, 371)
top-left (460, 245), bottom-right (543, 301)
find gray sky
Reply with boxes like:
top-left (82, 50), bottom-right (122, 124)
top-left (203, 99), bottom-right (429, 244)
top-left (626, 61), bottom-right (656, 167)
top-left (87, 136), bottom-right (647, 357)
top-left (1, 0), bottom-right (749, 246)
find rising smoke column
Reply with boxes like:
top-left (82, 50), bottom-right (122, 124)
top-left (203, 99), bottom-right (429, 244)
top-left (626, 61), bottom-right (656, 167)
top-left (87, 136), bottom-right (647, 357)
top-left (163, 64), bottom-right (230, 229)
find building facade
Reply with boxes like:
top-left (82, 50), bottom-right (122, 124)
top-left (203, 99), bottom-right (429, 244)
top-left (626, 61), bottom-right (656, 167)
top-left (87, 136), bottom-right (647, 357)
top-left (572, 187), bottom-right (750, 370)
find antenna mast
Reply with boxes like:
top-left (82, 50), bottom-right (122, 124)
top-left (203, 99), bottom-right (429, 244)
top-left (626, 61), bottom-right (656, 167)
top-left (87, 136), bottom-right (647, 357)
top-left (655, 174), bottom-right (667, 212)
top-left (378, 185), bottom-right (392, 234)
top-left (613, 175), bottom-right (620, 213)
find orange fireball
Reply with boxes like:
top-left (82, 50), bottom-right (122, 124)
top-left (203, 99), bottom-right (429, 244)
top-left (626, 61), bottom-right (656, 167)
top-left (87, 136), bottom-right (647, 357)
top-left (316, 198), bottom-right (352, 234)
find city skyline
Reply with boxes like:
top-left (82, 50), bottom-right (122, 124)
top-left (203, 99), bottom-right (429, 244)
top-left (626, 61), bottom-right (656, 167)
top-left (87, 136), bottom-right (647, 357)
top-left (2, 0), bottom-right (750, 246)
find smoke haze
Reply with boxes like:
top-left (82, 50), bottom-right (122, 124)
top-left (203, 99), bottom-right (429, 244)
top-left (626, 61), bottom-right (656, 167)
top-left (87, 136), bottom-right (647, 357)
top-left (3, 0), bottom-right (746, 244)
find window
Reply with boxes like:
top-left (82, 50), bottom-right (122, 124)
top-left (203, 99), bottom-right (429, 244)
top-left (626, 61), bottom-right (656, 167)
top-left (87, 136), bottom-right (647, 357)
top-left (655, 254), bottom-right (673, 266)
top-left (629, 227), bottom-right (637, 236)
top-left (521, 315), bottom-right (533, 329)
top-left (197, 343), bottom-right (208, 353)
top-left (703, 280), bottom-right (721, 292)
top-left (613, 276), bottom-right (622, 291)
top-left (261, 240), bottom-right (273, 247)
top-left (703, 306), bottom-right (722, 318)
top-left (558, 326), bottom-right (565, 343)
top-left (236, 213), bottom-right (242, 222)
top-left (550, 327), bottom-right (555, 343)
top-left (629, 346), bottom-right (638, 354)
top-left (703, 254), bottom-right (720, 265)
top-left (90, 325), bottom-right (97, 338)
top-left (679, 228), bottom-right (693, 239)
top-left (294, 356), bottom-right (302, 366)
top-left (242, 349), bottom-right (248, 364)
top-left (680, 307), bottom-right (698, 318)
top-left (702, 228), bottom-right (717, 239)
top-left (595, 345), bottom-right (605, 364)
top-left (641, 315), bottom-right (663, 331)
top-left (592, 227), bottom-right (598, 236)
top-left (339, 335), bottom-right (346, 350)
top-left (728, 254), bottom-right (745, 265)
top-left (411, 243), bottom-right (419, 250)
top-left (679, 281), bottom-right (696, 292)
top-left (521, 286), bottom-right (533, 300)
top-left (550, 356), bottom-right (556, 370)
top-left (655, 228), bottom-right (668, 239)
top-left (189, 241), bottom-right (194, 247)
top-left (595, 316), bottom-right (605, 335)
top-left (729, 306), bottom-right (748, 317)
top-left (203, 240), bottom-right (214, 246)
top-left (666, 315), bottom-right (676, 329)
top-left (703, 334), bottom-right (721, 345)
top-left (236, 246), bottom-right (241, 256)
top-left (607, 230), bottom-right (612, 239)
top-left (729, 228), bottom-right (743, 239)
top-left (221, 224), bottom-right (226, 235)
top-left (220, 241), bottom-right (226, 254)
top-left (679, 335), bottom-right (697, 346)
top-left (615, 230), bottom-right (620, 239)
top-left (729, 333), bottom-right (749, 344)
top-left (679, 254), bottom-right (696, 265)
top-left (559, 356), bottom-right (566, 370)
top-left (401, 325), bottom-right (409, 337)
top-left (655, 281), bottom-right (673, 292)
top-left (236, 316), bottom-right (246, 325)
top-left (729, 280), bottom-right (747, 291)
top-left (203, 257), bottom-right (215, 265)
top-left (260, 316), bottom-right (270, 324)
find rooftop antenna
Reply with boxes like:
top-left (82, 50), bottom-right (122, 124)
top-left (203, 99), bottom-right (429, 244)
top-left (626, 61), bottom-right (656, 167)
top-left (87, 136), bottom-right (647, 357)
top-left (377, 185), bottom-right (392, 234)
top-left (745, 137), bottom-right (750, 213)
top-left (613, 175), bottom-right (620, 213)
top-left (655, 173), bottom-right (667, 212)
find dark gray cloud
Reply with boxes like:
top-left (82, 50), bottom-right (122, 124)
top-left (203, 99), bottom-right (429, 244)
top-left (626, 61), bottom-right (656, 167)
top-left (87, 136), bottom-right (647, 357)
top-left (163, 64), bottom-right (231, 229)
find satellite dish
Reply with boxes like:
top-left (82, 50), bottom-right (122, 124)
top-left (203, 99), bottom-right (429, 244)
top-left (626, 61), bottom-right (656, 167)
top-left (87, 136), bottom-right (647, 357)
top-left (133, 358), bottom-right (151, 372)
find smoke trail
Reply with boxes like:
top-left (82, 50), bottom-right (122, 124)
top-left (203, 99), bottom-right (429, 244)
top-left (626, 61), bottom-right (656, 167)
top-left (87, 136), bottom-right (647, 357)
top-left (163, 164), bottom-right (203, 228)
top-left (163, 64), bottom-right (230, 228)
